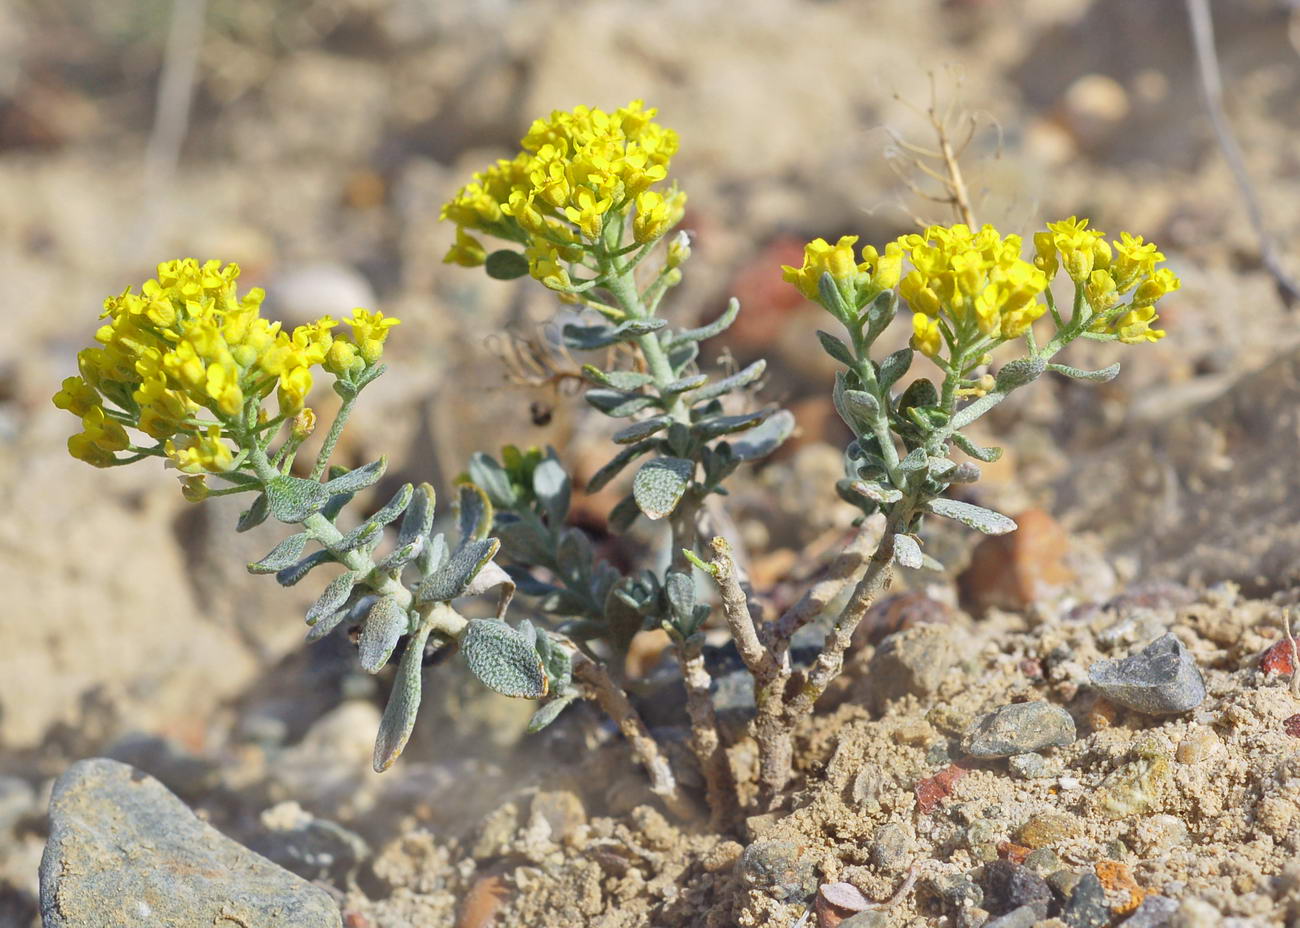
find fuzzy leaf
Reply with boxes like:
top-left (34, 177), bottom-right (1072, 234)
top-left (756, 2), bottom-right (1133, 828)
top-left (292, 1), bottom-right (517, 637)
top-left (457, 483), bottom-right (494, 542)
top-left (661, 373), bottom-right (709, 395)
top-left (276, 549), bottom-right (334, 587)
top-left (690, 359), bottom-right (767, 405)
top-left (497, 515), bottom-right (554, 566)
top-left (306, 570), bottom-right (361, 624)
top-left (863, 290), bottom-right (899, 342)
top-left (585, 389), bottom-right (657, 418)
top-left (467, 453), bottom-right (515, 508)
top-left (265, 475), bottom-right (332, 523)
top-left (608, 493), bottom-right (641, 532)
top-left (248, 533), bottom-right (309, 575)
top-left (1047, 361), bottom-right (1121, 383)
top-left (669, 298), bottom-right (739, 345)
top-left (994, 356), bottom-right (1047, 391)
top-left (851, 480), bottom-right (902, 504)
top-left (372, 620), bottom-right (432, 772)
top-left (951, 461), bottom-right (981, 483)
top-left (666, 339), bottom-right (699, 374)
top-left (581, 366), bottom-right (655, 390)
top-left (341, 484), bottom-right (414, 547)
top-left (878, 348), bottom-right (913, 391)
top-left (899, 447), bottom-right (928, 473)
top-left (461, 560), bottom-right (516, 618)
top-left (336, 520), bottom-right (384, 554)
top-left (951, 431), bottom-right (1003, 463)
top-left (893, 533), bottom-right (923, 569)
top-left (693, 408), bottom-right (772, 442)
top-left (586, 441), bottom-right (656, 493)
top-left (563, 319), bottom-right (666, 350)
top-left (417, 537), bottom-right (500, 603)
top-left (461, 619), bottom-right (548, 699)
top-left (817, 272), bottom-right (852, 323)
top-left (613, 416), bottom-right (671, 444)
top-left (375, 537), bottom-right (424, 572)
top-left (816, 330), bottom-right (856, 366)
top-left (727, 408), bottom-right (795, 462)
top-left (398, 483), bottom-right (436, 548)
top-left (305, 591), bottom-right (366, 642)
top-left (526, 692), bottom-right (580, 733)
top-left (236, 493), bottom-right (269, 532)
top-left (358, 596), bottom-right (409, 673)
top-left (926, 497), bottom-right (1017, 535)
top-left (484, 249), bottom-right (529, 280)
top-left (322, 457), bottom-right (387, 497)
top-left (632, 457), bottom-right (694, 520)
top-left (418, 531), bottom-right (449, 579)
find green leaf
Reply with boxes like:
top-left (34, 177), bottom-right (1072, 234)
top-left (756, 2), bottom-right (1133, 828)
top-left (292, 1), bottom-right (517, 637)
top-left (347, 483), bottom-right (414, 541)
top-left (417, 531), bottom-right (448, 579)
top-left (1047, 361), bottom-right (1121, 383)
top-left (661, 373), bottom-right (709, 395)
top-left (925, 497), bottom-right (1017, 535)
top-left (248, 532), bottom-right (309, 575)
top-left (416, 537), bottom-right (500, 603)
top-left (666, 339), bottom-right (699, 374)
top-left (265, 475), bottom-right (332, 523)
top-left (484, 249), bottom-right (529, 280)
top-left (564, 319), bottom-right (666, 350)
top-left (305, 589), bottom-right (365, 641)
top-left (461, 619), bottom-right (548, 699)
top-left (358, 595), bottom-right (409, 673)
top-left (467, 453), bottom-right (515, 508)
top-left (669, 297), bottom-right (739, 345)
top-left (276, 549), bottom-right (335, 587)
top-left (323, 457), bottom-right (387, 497)
top-left (951, 431), bottom-right (1003, 463)
top-left (878, 348), bottom-right (913, 391)
top-left (727, 409), bottom-right (795, 462)
top-left (531, 454), bottom-right (570, 525)
top-left (850, 479), bottom-right (902, 504)
top-left (863, 289), bottom-right (899, 342)
top-left (690, 359), bottom-right (767, 404)
top-left (585, 389), bottom-right (658, 418)
top-left (527, 692), bottom-right (579, 733)
top-left (613, 416), bottom-right (671, 444)
top-left (336, 519), bottom-right (383, 554)
top-left (817, 271), bottom-right (852, 323)
top-left (498, 513), bottom-right (554, 566)
top-left (899, 447), bottom-right (928, 473)
top-left (632, 457), bottom-right (693, 520)
top-left (375, 538), bottom-right (423, 572)
top-left (692, 408), bottom-right (772, 442)
top-left (893, 533), bottom-right (923, 569)
top-left (581, 365), bottom-right (655, 390)
top-left (585, 441), bottom-right (656, 493)
top-left (816, 330), bottom-right (856, 366)
top-left (236, 492), bottom-right (269, 532)
top-left (950, 461), bottom-right (981, 483)
top-left (372, 619), bottom-right (432, 771)
top-left (398, 483), bottom-right (436, 547)
top-left (306, 570), bottom-right (361, 624)
top-left (457, 483), bottom-right (494, 542)
top-left (994, 356), bottom-right (1046, 391)
top-left (608, 493), bottom-right (641, 533)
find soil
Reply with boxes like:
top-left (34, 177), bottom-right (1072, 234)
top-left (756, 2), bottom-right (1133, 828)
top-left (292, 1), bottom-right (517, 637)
top-left (3, 0), bottom-right (1300, 926)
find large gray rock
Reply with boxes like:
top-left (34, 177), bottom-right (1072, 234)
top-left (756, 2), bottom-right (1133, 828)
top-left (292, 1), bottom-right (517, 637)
top-left (39, 759), bottom-right (341, 928)
top-left (1089, 633), bottom-right (1206, 716)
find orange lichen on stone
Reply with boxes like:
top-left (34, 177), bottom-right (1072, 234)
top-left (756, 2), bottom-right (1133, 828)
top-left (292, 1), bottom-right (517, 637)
top-left (1095, 859), bottom-right (1145, 913)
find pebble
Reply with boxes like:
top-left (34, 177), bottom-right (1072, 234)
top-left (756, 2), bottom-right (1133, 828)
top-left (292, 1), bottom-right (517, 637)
top-left (1259, 639), bottom-right (1297, 676)
top-left (927, 872), bottom-right (984, 914)
top-left (964, 702), bottom-right (1076, 758)
top-left (1171, 898), bottom-right (1221, 928)
top-left (529, 790), bottom-right (587, 845)
top-left (1049, 869), bottom-right (1083, 899)
top-left (958, 508), bottom-right (1075, 612)
top-left (248, 801), bottom-right (370, 886)
top-left (868, 625), bottom-right (957, 707)
top-left (870, 822), bottom-right (913, 872)
top-left (1024, 849), bottom-right (1061, 875)
top-left (39, 759), bottom-right (341, 928)
top-left (1285, 714), bottom-right (1300, 738)
top-left (1062, 872), bottom-right (1109, 928)
top-left (1096, 743), bottom-right (1172, 820)
top-left (1015, 811), bottom-right (1081, 848)
top-left (1121, 894), bottom-right (1178, 927)
top-left (1175, 728), bottom-right (1221, 764)
top-left (738, 838), bottom-right (818, 902)
top-left (981, 860), bottom-right (1052, 917)
top-left (1008, 752), bottom-right (1063, 779)
top-left (984, 906), bottom-right (1040, 928)
top-left (1089, 634), bottom-right (1206, 715)
top-left (839, 912), bottom-right (890, 928)
top-left (1132, 814), bottom-right (1189, 855)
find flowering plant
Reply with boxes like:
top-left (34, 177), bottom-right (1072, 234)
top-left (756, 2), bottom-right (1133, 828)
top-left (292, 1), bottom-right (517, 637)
top-left (58, 101), bottom-right (1177, 823)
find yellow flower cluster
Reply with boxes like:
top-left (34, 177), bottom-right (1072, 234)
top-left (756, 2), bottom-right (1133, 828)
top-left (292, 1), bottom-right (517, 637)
top-left (54, 259), bottom-right (399, 472)
top-left (440, 101), bottom-right (686, 292)
top-left (898, 224), bottom-right (1049, 359)
top-left (1035, 217), bottom-right (1178, 344)
top-left (781, 235), bottom-right (904, 307)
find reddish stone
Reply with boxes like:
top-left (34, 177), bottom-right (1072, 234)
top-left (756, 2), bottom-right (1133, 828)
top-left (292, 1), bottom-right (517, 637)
top-left (1260, 640), bottom-right (1298, 676)
top-left (343, 914), bottom-right (372, 928)
top-left (854, 592), bottom-right (954, 650)
top-left (915, 763), bottom-right (968, 813)
top-left (1284, 715), bottom-right (1300, 738)
top-left (997, 841), bottom-right (1031, 864)
top-left (958, 509), bottom-right (1075, 612)
top-left (1019, 658), bottom-right (1044, 680)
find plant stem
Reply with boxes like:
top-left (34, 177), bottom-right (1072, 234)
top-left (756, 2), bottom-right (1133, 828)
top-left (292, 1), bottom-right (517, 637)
top-left (310, 392), bottom-right (357, 480)
top-left (677, 636), bottom-right (738, 828)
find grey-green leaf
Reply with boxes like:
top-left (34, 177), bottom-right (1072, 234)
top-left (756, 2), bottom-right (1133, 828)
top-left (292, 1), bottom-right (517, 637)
top-left (372, 620), bottom-right (432, 771)
top-left (878, 348), bottom-right (913, 391)
top-left (893, 533), bottom-right (923, 569)
top-left (398, 483), bottom-right (435, 547)
top-left (485, 249), bottom-right (529, 280)
top-left (925, 497), bottom-right (1017, 535)
top-left (608, 493), bottom-right (641, 532)
top-left (851, 480), bottom-right (902, 504)
top-left (661, 373), bottom-right (709, 395)
top-left (306, 570), bottom-right (361, 624)
top-left (817, 271), bottom-right (852, 323)
top-left (994, 356), bottom-right (1046, 391)
top-left (375, 537), bottom-right (424, 572)
top-left (613, 416), bottom-right (671, 444)
top-left (461, 619), bottom-right (548, 699)
top-left (457, 483), bottom-right (494, 542)
top-left (276, 549), bottom-right (334, 587)
top-left (248, 533), bottom-right (309, 575)
top-left (692, 408), bottom-right (771, 442)
top-left (467, 453), bottom-right (515, 508)
top-left (816, 330), bottom-right (856, 366)
top-left (526, 693), bottom-right (579, 733)
top-left (669, 297), bottom-right (739, 345)
top-left (632, 457), bottom-right (693, 521)
top-left (236, 492), bottom-right (269, 532)
top-left (564, 319), bottom-right (666, 350)
top-left (1047, 361), bottom-right (1121, 383)
top-left (265, 475), bottom-right (332, 523)
top-left (728, 408), bottom-right (795, 462)
top-left (531, 455), bottom-right (570, 525)
top-left (322, 457), bottom-right (387, 497)
top-left (416, 537), bottom-right (500, 603)
top-left (358, 596), bottom-right (409, 673)
top-left (690, 359), bottom-right (767, 405)
top-left (585, 389), bottom-right (658, 418)
top-left (899, 447), bottom-right (928, 473)
top-left (585, 441), bottom-right (656, 494)
top-left (582, 365), bottom-right (655, 390)
top-left (950, 431), bottom-right (1003, 463)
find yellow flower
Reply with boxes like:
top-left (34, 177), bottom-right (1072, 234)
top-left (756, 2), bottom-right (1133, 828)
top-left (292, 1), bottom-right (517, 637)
top-left (443, 228), bottom-right (487, 267)
top-left (276, 365), bottom-right (313, 416)
top-left (899, 271), bottom-right (942, 317)
top-left (291, 408), bottom-right (317, 440)
top-left (1113, 305), bottom-right (1166, 344)
top-left (1084, 269), bottom-right (1119, 313)
top-left (79, 406), bottom-right (130, 453)
top-left (1132, 267), bottom-right (1180, 307)
top-left (344, 308), bottom-right (400, 364)
top-left (166, 425), bottom-right (235, 474)
top-left (180, 475), bottom-right (209, 502)
top-left (52, 376), bottom-right (101, 417)
top-left (1044, 216), bottom-right (1105, 282)
top-left (911, 312), bottom-right (943, 359)
top-left (564, 188), bottom-right (613, 241)
top-left (324, 339), bottom-right (361, 377)
top-left (781, 236), bottom-right (860, 302)
top-left (633, 190), bottom-right (671, 243)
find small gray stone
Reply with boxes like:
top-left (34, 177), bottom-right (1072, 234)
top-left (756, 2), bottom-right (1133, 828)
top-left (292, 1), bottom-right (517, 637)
top-left (869, 625), bottom-right (957, 706)
top-left (1063, 872), bottom-right (1109, 928)
top-left (1023, 848), bottom-right (1060, 875)
top-left (39, 759), bottom-right (341, 928)
top-left (840, 912), bottom-right (890, 928)
top-left (1007, 751), bottom-right (1063, 779)
top-left (1048, 868), bottom-right (1083, 899)
top-left (985, 905), bottom-right (1040, 928)
top-left (1122, 895), bottom-right (1179, 927)
top-left (981, 860), bottom-right (1051, 917)
top-left (871, 822), bottom-right (913, 872)
top-left (1089, 633), bottom-right (1206, 715)
top-left (248, 802), bottom-right (370, 886)
top-left (738, 838), bottom-right (817, 902)
top-left (964, 702), bottom-right (1076, 758)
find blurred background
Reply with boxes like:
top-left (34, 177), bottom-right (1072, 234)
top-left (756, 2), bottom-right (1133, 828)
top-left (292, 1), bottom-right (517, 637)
top-left (1, 0), bottom-right (1298, 922)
